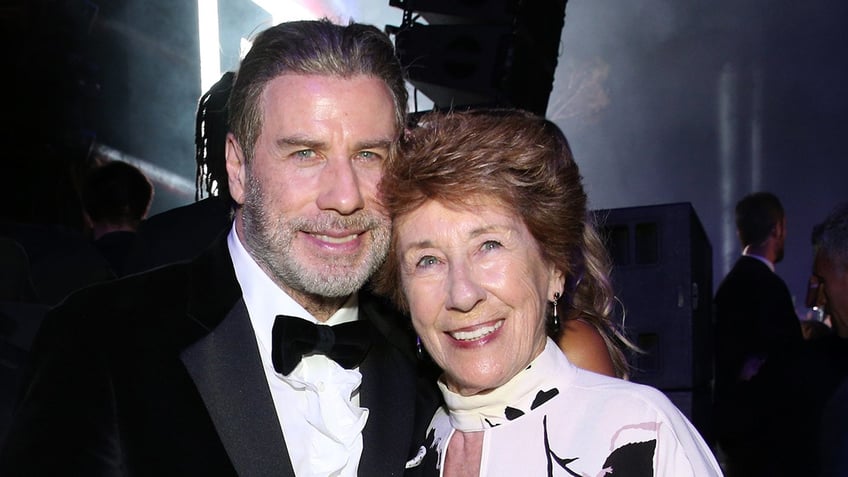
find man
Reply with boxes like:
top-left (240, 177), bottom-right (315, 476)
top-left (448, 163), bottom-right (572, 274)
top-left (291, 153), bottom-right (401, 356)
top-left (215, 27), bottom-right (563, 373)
top-left (813, 203), bottom-right (848, 475)
top-left (0, 20), bottom-right (436, 476)
top-left (713, 191), bottom-right (803, 476)
top-left (81, 160), bottom-right (154, 277)
top-left (813, 203), bottom-right (848, 339)
top-left (746, 202), bottom-right (848, 477)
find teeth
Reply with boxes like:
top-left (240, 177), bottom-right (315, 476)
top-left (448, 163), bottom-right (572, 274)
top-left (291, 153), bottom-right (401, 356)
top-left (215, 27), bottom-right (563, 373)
top-left (450, 321), bottom-right (503, 341)
top-left (313, 233), bottom-right (358, 244)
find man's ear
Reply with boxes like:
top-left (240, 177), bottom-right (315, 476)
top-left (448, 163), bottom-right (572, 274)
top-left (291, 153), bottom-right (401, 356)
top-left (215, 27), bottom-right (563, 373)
top-left (770, 217), bottom-right (786, 241)
top-left (225, 133), bottom-right (247, 205)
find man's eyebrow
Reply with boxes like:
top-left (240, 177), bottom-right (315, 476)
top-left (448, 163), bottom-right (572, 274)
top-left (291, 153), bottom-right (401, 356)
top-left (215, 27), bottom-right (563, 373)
top-left (273, 136), bottom-right (392, 152)
top-left (276, 136), bottom-right (324, 149)
top-left (355, 138), bottom-right (393, 151)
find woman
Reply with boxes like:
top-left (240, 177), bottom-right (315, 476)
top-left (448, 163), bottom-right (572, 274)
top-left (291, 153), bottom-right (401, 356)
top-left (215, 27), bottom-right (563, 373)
top-left (376, 110), bottom-right (721, 476)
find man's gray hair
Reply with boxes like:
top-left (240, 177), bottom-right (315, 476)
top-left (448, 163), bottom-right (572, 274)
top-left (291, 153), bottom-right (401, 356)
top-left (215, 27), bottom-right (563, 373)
top-left (816, 202), bottom-right (848, 268)
top-left (227, 19), bottom-right (408, 164)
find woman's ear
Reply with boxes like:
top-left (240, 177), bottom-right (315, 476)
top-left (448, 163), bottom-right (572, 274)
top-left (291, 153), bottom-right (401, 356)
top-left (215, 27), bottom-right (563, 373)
top-left (225, 133), bottom-right (247, 206)
top-left (549, 266), bottom-right (566, 301)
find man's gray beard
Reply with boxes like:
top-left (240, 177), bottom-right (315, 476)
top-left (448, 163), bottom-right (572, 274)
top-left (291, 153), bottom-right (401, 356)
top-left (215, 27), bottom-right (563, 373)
top-left (241, 175), bottom-right (390, 298)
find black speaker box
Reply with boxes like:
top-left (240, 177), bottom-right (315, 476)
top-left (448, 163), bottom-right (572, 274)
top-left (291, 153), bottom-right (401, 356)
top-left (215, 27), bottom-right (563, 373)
top-left (390, 0), bottom-right (567, 116)
top-left (594, 202), bottom-right (714, 438)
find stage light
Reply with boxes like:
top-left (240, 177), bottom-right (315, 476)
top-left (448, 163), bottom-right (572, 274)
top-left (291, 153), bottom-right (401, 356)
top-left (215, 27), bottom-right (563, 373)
top-left (197, 0), bottom-right (221, 93)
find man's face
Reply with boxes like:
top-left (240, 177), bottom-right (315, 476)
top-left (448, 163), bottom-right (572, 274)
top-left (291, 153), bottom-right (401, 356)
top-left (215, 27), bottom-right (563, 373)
top-left (226, 74), bottom-right (395, 305)
top-left (813, 251), bottom-right (848, 337)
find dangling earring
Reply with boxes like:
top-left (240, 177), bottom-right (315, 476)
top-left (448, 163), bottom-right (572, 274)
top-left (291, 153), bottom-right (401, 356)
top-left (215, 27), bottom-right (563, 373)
top-left (550, 292), bottom-right (561, 330)
top-left (416, 336), bottom-right (423, 360)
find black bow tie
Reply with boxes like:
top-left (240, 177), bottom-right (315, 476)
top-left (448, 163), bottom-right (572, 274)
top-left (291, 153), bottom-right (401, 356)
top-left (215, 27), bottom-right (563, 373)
top-left (271, 315), bottom-right (374, 375)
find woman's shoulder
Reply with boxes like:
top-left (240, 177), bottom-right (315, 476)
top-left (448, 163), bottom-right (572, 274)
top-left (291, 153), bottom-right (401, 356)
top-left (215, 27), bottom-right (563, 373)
top-left (557, 318), bottom-right (618, 377)
top-left (566, 365), bottom-right (684, 419)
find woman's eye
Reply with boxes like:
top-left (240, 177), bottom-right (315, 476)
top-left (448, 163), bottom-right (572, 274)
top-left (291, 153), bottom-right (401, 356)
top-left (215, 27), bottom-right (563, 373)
top-left (481, 240), bottom-right (502, 251)
top-left (416, 255), bottom-right (439, 268)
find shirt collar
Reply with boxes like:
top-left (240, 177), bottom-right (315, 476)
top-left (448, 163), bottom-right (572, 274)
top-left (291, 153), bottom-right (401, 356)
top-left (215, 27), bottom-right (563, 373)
top-left (227, 224), bottom-right (359, 356)
top-left (439, 338), bottom-right (574, 432)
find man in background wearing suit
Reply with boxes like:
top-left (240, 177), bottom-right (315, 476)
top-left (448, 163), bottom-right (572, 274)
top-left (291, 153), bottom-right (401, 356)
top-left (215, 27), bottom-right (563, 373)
top-left (0, 19), bottom-right (436, 476)
top-left (713, 191), bottom-right (803, 476)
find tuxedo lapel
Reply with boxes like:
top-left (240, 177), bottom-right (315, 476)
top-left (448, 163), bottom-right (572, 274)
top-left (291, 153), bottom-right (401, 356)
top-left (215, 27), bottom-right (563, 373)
top-left (358, 293), bottom-right (421, 476)
top-left (359, 341), bottom-right (417, 476)
top-left (178, 237), bottom-right (295, 477)
top-left (176, 243), bottom-right (426, 476)
top-left (181, 298), bottom-right (294, 477)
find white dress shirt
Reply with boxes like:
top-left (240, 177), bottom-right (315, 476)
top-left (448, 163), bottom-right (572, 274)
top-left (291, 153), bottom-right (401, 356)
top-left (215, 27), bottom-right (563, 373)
top-left (228, 226), bottom-right (368, 477)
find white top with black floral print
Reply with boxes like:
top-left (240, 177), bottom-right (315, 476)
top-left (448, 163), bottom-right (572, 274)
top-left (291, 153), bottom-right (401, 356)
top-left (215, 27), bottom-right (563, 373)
top-left (418, 339), bottom-right (723, 477)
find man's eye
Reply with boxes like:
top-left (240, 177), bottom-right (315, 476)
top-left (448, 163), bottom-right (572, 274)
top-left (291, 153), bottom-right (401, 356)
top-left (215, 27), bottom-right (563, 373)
top-left (294, 150), bottom-right (316, 159)
top-left (357, 151), bottom-right (382, 161)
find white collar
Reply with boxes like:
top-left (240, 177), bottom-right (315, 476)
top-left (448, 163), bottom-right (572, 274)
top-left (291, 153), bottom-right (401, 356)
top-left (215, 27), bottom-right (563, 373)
top-left (227, 224), bottom-right (366, 477)
top-left (227, 224), bottom-right (359, 358)
top-left (439, 339), bottom-right (575, 432)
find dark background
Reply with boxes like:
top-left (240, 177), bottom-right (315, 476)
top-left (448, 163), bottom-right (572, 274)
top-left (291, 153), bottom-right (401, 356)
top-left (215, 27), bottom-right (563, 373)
top-left (2, 0), bottom-right (846, 314)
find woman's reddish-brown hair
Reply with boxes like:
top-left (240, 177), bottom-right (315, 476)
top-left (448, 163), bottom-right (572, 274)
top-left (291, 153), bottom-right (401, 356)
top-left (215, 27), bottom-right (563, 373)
top-left (375, 108), bottom-right (635, 377)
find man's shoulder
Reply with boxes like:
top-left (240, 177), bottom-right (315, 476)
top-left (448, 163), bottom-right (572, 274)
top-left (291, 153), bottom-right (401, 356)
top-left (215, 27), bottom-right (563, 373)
top-left (139, 197), bottom-right (232, 235)
top-left (716, 256), bottom-right (782, 293)
top-left (43, 261), bottom-right (197, 336)
top-left (62, 260), bottom-right (193, 306)
top-left (731, 255), bottom-right (772, 274)
top-left (128, 199), bottom-right (232, 273)
top-left (46, 241), bottom-right (239, 339)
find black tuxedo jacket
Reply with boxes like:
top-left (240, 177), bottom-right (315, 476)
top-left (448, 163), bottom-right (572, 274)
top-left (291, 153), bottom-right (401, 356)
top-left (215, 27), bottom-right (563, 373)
top-left (714, 255), bottom-right (802, 392)
top-left (125, 195), bottom-right (232, 274)
top-left (0, 233), bottom-right (438, 476)
top-left (712, 255), bottom-right (803, 461)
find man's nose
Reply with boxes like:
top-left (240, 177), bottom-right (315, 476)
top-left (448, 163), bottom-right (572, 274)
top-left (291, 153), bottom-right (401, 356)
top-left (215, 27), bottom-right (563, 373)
top-left (316, 158), bottom-right (365, 215)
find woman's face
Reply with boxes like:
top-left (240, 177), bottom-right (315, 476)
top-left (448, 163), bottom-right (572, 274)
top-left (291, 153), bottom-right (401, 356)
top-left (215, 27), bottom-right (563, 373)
top-left (396, 199), bottom-right (564, 396)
